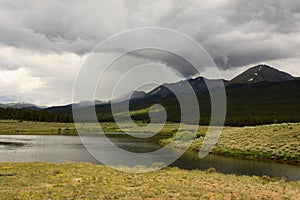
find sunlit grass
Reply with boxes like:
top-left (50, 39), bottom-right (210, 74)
top-left (211, 123), bottom-right (300, 162)
top-left (164, 123), bottom-right (300, 163)
top-left (0, 162), bottom-right (299, 199)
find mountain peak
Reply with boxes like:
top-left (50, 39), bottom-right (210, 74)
top-left (253, 64), bottom-right (271, 68)
top-left (229, 64), bottom-right (297, 84)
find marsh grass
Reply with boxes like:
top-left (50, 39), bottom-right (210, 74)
top-left (0, 162), bottom-right (299, 199)
top-left (0, 120), bottom-right (77, 134)
top-left (209, 123), bottom-right (300, 163)
top-left (162, 123), bottom-right (300, 163)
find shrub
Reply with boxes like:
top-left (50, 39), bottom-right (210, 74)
top-left (174, 131), bottom-right (195, 142)
top-left (205, 167), bottom-right (217, 174)
top-left (182, 133), bottom-right (195, 142)
top-left (196, 131), bottom-right (206, 138)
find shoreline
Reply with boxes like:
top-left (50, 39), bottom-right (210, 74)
top-left (195, 150), bottom-right (300, 166)
top-left (160, 123), bottom-right (300, 164)
top-left (1, 120), bottom-right (300, 164)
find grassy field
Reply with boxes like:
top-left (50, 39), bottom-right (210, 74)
top-left (0, 120), bottom-right (180, 136)
top-left (0, 120), bottom-right (77, 134)
top-left (0, 120), bottom-right (170, 134)
top-left (211, 123), bottom-right (300, 162)
top-left (0, 162), bottom-right (299, 199)
top-left (160, 123), bottom-right (300, 163)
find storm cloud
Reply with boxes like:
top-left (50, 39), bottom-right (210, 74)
top-left (0, 0), bottom-right (299, 105)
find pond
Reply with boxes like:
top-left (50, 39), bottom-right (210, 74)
top-left (0, 134), bottom-right (299, 181)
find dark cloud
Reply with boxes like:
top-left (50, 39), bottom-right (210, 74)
top-left (0, 0), bottom-right (299, 69)
top-left (124, 49), bottom-right (200, 78)
top-left (0, 0), bottom-right (300, 105)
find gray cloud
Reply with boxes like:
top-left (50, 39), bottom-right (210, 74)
top-left (224, 0), bottom-right (300, 34)
top-left (0, 0), bottom-right (300, 105)
top-left (127, 49), bottom-right (199, 78)
top-left (1, 0), bottom-right (299, 67)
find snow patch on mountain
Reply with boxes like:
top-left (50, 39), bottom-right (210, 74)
top-left (151, 88), bottom-right (161, 95)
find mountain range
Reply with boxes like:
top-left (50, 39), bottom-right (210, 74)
top-left (5, 64), bottom-right (299, 110)
top-left (1, 64), bottom-right (300, 126)
top-left (106, 64), bottom-right (299, 103)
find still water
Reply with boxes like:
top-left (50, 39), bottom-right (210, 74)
top-left (0, 134), bottom-right (299, 181)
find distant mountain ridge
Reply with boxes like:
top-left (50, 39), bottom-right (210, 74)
top-left (1, 64), bottom-right (300, 126)
top-left (142, 77), bottom-right (228, 99)
top-left (117, 64), bottom-right (298, 101)
top-left (0, 103), bottom-right (44, 110)
top-left (44, 64), bottom-right (300, 113)
top-left (1, 64), bottom-right (298, 110)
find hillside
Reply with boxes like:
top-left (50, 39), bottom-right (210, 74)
top-left (229, 64), bottom-right (298, 84)
top-left (110, 79), bottom-right (300, 126)
top-left (1, 64), bottom-right (300, 126)
top-left (42, 64), bottom-right (300, 126)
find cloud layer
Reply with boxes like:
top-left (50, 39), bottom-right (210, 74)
top-left (0, 0), bottom-right (299, 105)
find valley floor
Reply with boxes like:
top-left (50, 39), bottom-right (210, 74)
top-left (0, 162), bottom-right (299, 199)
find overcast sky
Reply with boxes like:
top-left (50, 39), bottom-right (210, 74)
top-left (0, 0), bottom-right (300, 106)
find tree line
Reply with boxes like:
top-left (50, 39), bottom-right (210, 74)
top-left (0, 107), bottom-right (73, 123)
